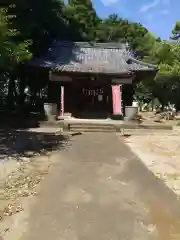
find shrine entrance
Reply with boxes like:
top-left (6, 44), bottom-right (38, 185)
top-left (72, 82), bottom-right (111, 119)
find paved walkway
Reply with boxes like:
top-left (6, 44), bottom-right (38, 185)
top-left (20, 133), bottom-right (180, 240)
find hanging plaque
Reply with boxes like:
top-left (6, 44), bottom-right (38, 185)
top-left (112, 78), bottom-right (132, 84)
top-left (50, 74), bottom-right (72, 82)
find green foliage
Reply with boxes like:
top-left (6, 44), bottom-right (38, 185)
top-left (66, 0), bottom-right (100, 41)
top-left (0, 8), bottom-right (31, 71)
top-left (7, 0), bottom-right (68, 55)
top-left (96, 14), bottom-right (148, 48)
top-left (135, 82), bottom-right (153, 104)
top-left (172, 21), bottom-right (180, 39)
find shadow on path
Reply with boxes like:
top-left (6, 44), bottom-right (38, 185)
top-left (17, 133), bottom-right (180, 240)
top-left (0, 128), bottom-right (70, 161)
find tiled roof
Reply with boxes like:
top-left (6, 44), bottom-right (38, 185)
top-left (29, 41), bottom-right (157, 74)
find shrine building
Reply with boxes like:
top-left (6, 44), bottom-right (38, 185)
top-left (28, 41), bottom-right (157, 120)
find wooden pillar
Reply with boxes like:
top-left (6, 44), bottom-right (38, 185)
top-left (107, 84), bottom-right (112, 115)
top-left (44, 80), bottom-right (55, 121)
top-left (60, 86), bottom-right (64, 117)
top-left (56, 85), bottom-right (60, 119)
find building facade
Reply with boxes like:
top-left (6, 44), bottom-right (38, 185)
top-left (29, 41), bottom-right (157, 119)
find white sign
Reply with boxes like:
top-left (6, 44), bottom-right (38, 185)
top-left (98, 95), bottom-right (103, 101)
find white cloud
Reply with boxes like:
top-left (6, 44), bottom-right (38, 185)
top-left (139, 0), bottom-right (171, 13)
top-left (139, 0), bottom-right (160, 13)
top-left (100, 0), bottom-right (120, 6)
top-left (100, 0), bottom-right (171, 11)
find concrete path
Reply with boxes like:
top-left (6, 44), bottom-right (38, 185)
top-left (20, 133), bottom-right (180, 240)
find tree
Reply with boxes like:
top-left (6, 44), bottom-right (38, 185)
top-left (3, 0), bottom-right (180, 112)
top-left (97, 14), bottom-right (148, 48)
top-left (156, 59), bottom-right (180, 110)
top-left (172, 21), bottom-right (180, 40)
top-left (0, 8), bottom-right (31, 70)
top-left (66, 0), bottom-right (100, 41)
top-left (135, 82), bottom-right (154, 109)
top-left (0, 7), bottom-right (32, 108)
top-left (8, 0), bottom-right (68, 55)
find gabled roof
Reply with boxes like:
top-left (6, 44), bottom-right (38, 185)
top-left (28, 41), bottom-right (157, 74)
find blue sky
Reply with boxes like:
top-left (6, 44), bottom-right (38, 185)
top-left (92, 0), bottom-right (179, 40)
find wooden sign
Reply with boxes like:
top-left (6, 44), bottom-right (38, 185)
top-left (112, 78), bottom-right (132, 84)
top-left (50, 74), bottom-right (72, 82)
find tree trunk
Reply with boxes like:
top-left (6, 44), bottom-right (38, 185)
top-left (7, 74), bottom-right (16, 110)
top-left (18, 74), bottom-right (26, 109)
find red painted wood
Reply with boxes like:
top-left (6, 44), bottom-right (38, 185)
top-left (112, 85), bottom-right (122, 115)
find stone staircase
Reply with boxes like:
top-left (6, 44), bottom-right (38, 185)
top-left (38, 118), bottom-right (173, 134)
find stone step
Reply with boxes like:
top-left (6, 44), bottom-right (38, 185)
top-left (70, 128), bottom-right (115, 133)
top-left (80, 127), bottom-right (170, 134)
top-left (39, 120), bottom-right (173, 132)
top-left (69, 123), bottom-right (118, 133)
top-left (121, 129), bottom-right (175, 136)
top-left (39, 121), bottom-right (64, 128)
top-left (69, 124), bottom-right (114, 129)
top-left (69, 123), bottom-right (173, 133)
top-left (68, 123), bottom-right (172, 129)
top-left (70, 128), bottom-right (174, 134)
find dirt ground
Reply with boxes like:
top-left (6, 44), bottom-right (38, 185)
top-left (125, 130), bottom-right (180, 197)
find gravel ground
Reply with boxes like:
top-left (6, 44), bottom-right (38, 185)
top-left (0, 128), bottom-right (69, 239)
top-left (124, 131), bottom-right (180, 197)
top-left (0, 153), bottom-right (58, 238)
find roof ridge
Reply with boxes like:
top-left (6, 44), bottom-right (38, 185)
top-left (130, 58), bottom-right (157, 69)
top-left (53, 41), bottom-right (127, 49)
